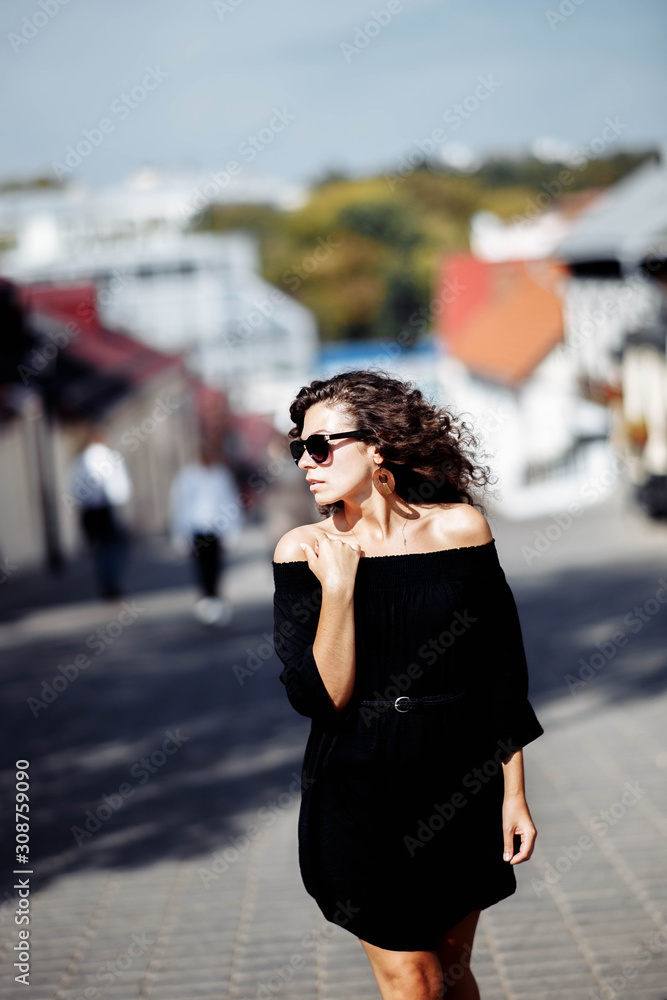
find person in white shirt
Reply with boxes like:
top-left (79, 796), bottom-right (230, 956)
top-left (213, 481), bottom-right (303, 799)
top-left (68, 425), bottom-right (133, 600)
top-left (168, 439), bottom-right (243, 626)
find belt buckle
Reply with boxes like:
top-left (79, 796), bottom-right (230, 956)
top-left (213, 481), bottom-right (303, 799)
top-left (394, 695), bottom-right (410, 712)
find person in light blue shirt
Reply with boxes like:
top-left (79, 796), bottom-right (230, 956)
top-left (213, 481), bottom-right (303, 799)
top-left (168, 439), bottom-right (243, 625)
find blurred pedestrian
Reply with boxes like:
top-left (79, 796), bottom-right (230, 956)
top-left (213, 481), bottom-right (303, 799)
top-left (68, 424), bottom-right (133, 600)
top-left (168, 439), bottom-right (243, 626)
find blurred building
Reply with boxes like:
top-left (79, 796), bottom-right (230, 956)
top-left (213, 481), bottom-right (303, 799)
top-left (0, 168), bottom-right (318, 426)
top-left (435, 152), bottom-right (667, 521)
top-left (0, 166), bottom-right (307, 242)
top-left (469, 189), bottom-right (603, 262)
top-left (434, 254), bottom-right (612, 519)
top-left (0, 278), bottom-right (200, 571)
top-left (553, 153), bottom-right (667, 517)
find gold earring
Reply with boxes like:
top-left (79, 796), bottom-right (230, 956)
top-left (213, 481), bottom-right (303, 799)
top-left (372, 466), bottom-right (395, 496)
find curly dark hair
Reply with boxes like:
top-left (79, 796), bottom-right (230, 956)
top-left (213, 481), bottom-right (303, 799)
top-left (287, 367), bottom-right (499, 518)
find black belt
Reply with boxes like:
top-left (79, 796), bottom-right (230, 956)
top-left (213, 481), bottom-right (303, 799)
top-left (359, 693), bottom-right (464, 714)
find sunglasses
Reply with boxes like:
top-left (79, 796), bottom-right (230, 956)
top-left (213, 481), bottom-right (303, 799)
top-left (289, 430), bottom-right (368, 465)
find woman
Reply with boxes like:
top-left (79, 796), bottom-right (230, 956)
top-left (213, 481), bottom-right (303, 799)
top-left (272, 370), bottom-right (543, 999)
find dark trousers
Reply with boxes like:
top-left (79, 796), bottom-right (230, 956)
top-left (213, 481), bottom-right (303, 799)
top-left (191, 533), bottom-right (225, 598)
top-left (80, 505), bottom-right (130, 598)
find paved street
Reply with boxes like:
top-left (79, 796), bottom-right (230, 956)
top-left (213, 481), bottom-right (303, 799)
top-left (1, 481), bottom-right (666, 1000)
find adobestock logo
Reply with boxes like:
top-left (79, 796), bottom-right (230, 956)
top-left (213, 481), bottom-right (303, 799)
top-left (8, 0), bottom-right (73, 54)
top-left (340, 0), bottom-right (415, 62)
top-left (510, 116), bottom-right (628, 228)
top-left (565, 578), bottom-right (667, 694)
top-left (51, 66), bottom-right (168, 180)
top-left (385, 76), bottom-right (502, 191)
top-left (71, 729), bottom-right (189, 846)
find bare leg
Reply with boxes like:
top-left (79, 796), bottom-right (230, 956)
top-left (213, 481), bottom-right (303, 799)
top-left (435, 909), bottom-right (481, 999)
top-left (358, 937), bottom-right (445, 1000)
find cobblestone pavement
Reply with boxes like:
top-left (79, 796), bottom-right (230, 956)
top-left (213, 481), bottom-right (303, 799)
top-left (0, 482), bottom-right (666, 999)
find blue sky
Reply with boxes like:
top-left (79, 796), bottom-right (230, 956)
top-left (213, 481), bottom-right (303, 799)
top-left (1, 0), bottom-right (665, 187)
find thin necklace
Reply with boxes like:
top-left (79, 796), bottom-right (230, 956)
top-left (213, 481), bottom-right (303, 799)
top-left (346, 515), bottom-right (409, 555)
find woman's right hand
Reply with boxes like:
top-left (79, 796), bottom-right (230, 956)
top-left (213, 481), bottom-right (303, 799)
top-left (299, 533), bottom-right (361, 594)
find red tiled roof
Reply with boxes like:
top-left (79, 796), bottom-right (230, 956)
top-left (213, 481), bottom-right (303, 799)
top-left (17, 283), bottom-right (185, 387)
top-left (434, 254), bottom-right (567, 385)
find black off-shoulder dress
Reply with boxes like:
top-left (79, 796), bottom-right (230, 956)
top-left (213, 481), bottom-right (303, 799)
top-left (272, 538), bottom-right (544, 952)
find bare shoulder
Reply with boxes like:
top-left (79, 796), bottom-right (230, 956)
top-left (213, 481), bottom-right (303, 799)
top-left (428, 503), bottom-right (493, 548)
top-left (272, 518), bottom-right (333, 563)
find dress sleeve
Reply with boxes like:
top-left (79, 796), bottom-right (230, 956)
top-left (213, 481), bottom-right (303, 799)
top-left (272, 564), bottom-right (343, 727)
top-left (484, 565), bottom-right (544, 759)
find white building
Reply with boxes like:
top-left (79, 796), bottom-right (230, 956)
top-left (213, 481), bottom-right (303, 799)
top-left (433, 253), bottom-right (612, 521)
top-left (553, 152), bottom-right (667, 512)
top-left (0, 168), bottom-right (317, 420)
top-left (469, 189), bottom-right (603, 263)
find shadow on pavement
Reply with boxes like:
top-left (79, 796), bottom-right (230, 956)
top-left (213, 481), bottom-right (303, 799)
top-left (0, 534), bottom-right (665, 903)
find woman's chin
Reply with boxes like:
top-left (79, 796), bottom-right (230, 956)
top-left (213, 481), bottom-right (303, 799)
top-left (315, 489), bottom-right (340, 506)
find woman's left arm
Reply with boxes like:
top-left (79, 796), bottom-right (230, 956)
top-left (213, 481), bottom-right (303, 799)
top-left (501, 749), bottom-right (537, 865)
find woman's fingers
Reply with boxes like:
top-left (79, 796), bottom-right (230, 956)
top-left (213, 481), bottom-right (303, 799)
top-left (298, 533), bottom-right (361, 589)
top-left (508, 825), bottom-right (537, 864)
top-left (298, 541), bottom-right (320, 574)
